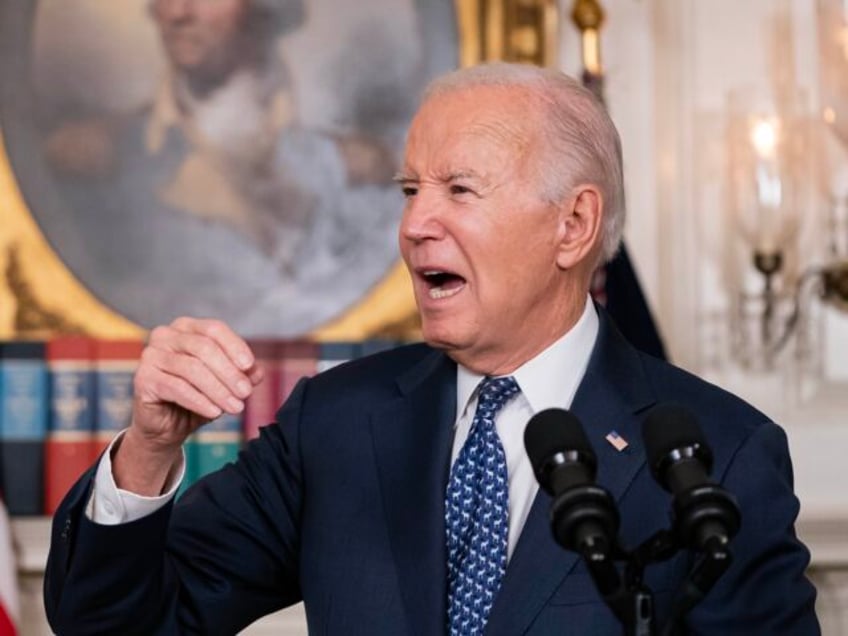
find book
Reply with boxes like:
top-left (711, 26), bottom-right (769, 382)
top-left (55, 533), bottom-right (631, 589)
top-left (176, 432), bottom-right (198, 499)
top-left (0, 341), bottom-right (49, 516)
top-left (359, 339), bottom-right (399, 358)
top-left (178, 432), bottom-right (200, 499)
top-left (317, 341), bottom-right (360, 373)
top-left (242, 340), bottom-right (282, 441)
top-left (93, 339), bottom-right (144, 457)
top-left (191, 412), bottom-right (243, 481)
top-left (280, 340), bottom-right (318, 405)
top-left (44, 337), bottom-right (96, 515)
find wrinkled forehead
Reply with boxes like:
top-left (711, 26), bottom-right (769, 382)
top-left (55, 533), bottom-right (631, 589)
top-left (404, 86), bottom-right (539, 167)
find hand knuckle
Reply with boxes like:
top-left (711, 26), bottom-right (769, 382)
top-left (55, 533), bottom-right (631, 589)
top-left (194, 338), bottom-right (217, 360)
top-left (148, 325), bottom-right (169, 344)
top-left (204, 320), bottom-right (226, 337)
top-left (171, 316), bottom-right (193, 330)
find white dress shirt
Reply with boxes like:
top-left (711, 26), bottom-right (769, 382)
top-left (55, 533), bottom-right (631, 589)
top-left (87, 435), bottom-right (185, 524)
top-left (450, 296), bottom-right (598, 560)
top-left (88, 297), bottom-right (599, 533)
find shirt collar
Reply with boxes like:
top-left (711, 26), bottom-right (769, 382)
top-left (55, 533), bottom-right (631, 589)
top-left (455, 296), bottom-right (599, 420)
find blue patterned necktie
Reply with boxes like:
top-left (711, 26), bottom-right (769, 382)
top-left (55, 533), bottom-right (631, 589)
top-left (445, 376), bottom-right (521, 635)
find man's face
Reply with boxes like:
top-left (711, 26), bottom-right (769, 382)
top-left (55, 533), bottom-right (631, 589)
top-left (150, 0), bottom-right (250, 79)
top-left (398, 86), bottom-right (571, 373)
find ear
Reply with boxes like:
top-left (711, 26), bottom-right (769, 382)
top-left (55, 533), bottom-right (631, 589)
top-left (555, 184), bottom-right (604, 270)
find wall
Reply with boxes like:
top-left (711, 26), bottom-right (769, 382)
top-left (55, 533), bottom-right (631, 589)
top-left (590, 0), bottom-right (848, 630)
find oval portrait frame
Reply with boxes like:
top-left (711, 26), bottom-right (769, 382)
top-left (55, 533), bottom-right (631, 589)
top-left (0, 0), bottom-right (558, 341)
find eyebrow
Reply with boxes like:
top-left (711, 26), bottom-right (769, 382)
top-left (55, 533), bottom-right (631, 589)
top-left (392, 170), bottom-right (485, 183)
top-left (444, 170), bottom-right (483, 182)
top-left (392, 171), bottom-right (417, 183)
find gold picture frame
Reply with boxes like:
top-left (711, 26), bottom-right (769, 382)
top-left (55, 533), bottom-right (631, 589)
top-left (0, 0), bottom-right (558, 341)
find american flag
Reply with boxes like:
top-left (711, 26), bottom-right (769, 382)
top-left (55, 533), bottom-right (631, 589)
top-left (605, 430), bottom-right (629, 452)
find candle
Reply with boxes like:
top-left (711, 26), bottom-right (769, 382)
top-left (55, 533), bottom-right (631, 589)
top-left (749, 116), bottom-right (785, 253)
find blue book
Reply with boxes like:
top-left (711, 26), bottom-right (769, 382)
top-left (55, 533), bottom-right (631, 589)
top-left (0, 341), bottom-right (49, 515)
top-left (93, 340), bottom-right (144, 456)
top-left (317, 341), bottom-right (361, 373)
top-left (359, 339), bottom-right (399, 358)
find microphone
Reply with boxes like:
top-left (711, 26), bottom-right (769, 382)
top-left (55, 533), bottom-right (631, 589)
top-left (524, 408), bottom-right (619, 556)
top-left (641, 404), bottom-right (741, 552)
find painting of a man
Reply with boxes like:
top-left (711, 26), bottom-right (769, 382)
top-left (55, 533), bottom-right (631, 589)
top-left (2, 0), bottom-right (456, 335)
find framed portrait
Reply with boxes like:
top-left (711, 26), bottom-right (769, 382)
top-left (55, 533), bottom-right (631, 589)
top-left (0, 0), bottom-right (558, 340)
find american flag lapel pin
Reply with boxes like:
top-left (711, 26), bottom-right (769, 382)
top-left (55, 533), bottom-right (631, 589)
top-left (605, 430), bottom-right (629, 452)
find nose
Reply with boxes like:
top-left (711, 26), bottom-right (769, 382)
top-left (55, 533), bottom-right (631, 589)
top-left (399, 189), bottom-right (447, 244)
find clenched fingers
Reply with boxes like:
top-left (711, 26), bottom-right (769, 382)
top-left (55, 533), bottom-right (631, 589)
top-left (141, 318), bottom-right (264, 414)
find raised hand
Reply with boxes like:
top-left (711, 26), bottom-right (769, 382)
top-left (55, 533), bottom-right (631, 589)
top-left (113, 318), bottom-right (264, 496)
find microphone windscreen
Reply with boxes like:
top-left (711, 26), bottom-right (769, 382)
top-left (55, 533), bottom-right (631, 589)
top-left (642, 403), bottom-right (712, 478)
top-left (524, 408), bottom-right (594, 476)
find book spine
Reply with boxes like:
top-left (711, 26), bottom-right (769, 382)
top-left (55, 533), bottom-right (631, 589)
top-left (316, 341), bottom-right (360, 373)
top-left (0, 342), bottom-right (48, 516)
top-left (45, 337), bottom-right (96, 515)
top-left (178, 433), bottom-right (199, 500)
top-left (280, 341), bottom-right (318, 405)
top-left (191, 413), bottom-right (243, 482)
top-left (242, 340), bottom-right (282, 441)
top-left (359, 339), bottom-right (399, 358)
top-left (93, 340), bottom-right (144, 457)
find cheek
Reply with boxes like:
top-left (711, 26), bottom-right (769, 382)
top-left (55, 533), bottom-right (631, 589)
top-left (495, 226), bottom-right (558, 290)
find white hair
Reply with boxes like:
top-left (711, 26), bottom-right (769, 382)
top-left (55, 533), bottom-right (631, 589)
top-left (423, 63), bottom-right (625, 263)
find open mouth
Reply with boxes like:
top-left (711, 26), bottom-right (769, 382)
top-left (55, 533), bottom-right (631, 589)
top-left (421, 270), bottom-right (466, 300)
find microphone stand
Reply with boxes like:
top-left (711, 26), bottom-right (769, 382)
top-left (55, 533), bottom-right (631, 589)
top-left (549, 481), bottom-right (658, 635)
top-left (660, 536), bottom-right (733, 636)
top-left (584, 549), bottom-right (655, 636)
top-left (582, 529), bottom-right (678, 636)
top-left (594, 528), bottom-right (732, 636)
top-left (554, 504), bottom-right (733, 636)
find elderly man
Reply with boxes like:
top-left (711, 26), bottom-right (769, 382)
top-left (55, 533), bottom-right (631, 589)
top-left (45, 63), bottom-right (818, 635)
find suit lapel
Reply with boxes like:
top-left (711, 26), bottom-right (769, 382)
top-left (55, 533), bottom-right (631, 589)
top-left (370, 350), bottom-right (457, 636)
top-left (487, 309), bottom-right (657, 635)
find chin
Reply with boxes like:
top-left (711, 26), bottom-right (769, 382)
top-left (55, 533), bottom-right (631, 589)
top-left (420, 315), bottom-right (478, 358)
top-left (420, 320), bottom-right (459, 351)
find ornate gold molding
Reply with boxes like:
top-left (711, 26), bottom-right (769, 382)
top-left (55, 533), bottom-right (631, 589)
top-left (4, 242), bottom-right (85, 337)
top-left (0, 135), bottom-right (145, 340)
top-left (458, 0), bottom-right (558, 67)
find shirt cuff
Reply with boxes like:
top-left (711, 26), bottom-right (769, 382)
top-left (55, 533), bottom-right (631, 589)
top-left (86, 429), bottom-right (186, 525)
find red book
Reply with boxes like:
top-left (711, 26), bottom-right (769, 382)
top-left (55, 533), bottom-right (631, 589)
top-left (44, 336), bottom-right (96, 515)
top-left (280, 341), bottom-right (318, 405)
top-left (92, 339), bottom-right (144, 457)
top-left (242, 340), bottom-right (282, 441)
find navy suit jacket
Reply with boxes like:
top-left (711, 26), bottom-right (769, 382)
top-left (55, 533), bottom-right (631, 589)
top-left (45, 311), bottom-right (819, 634)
